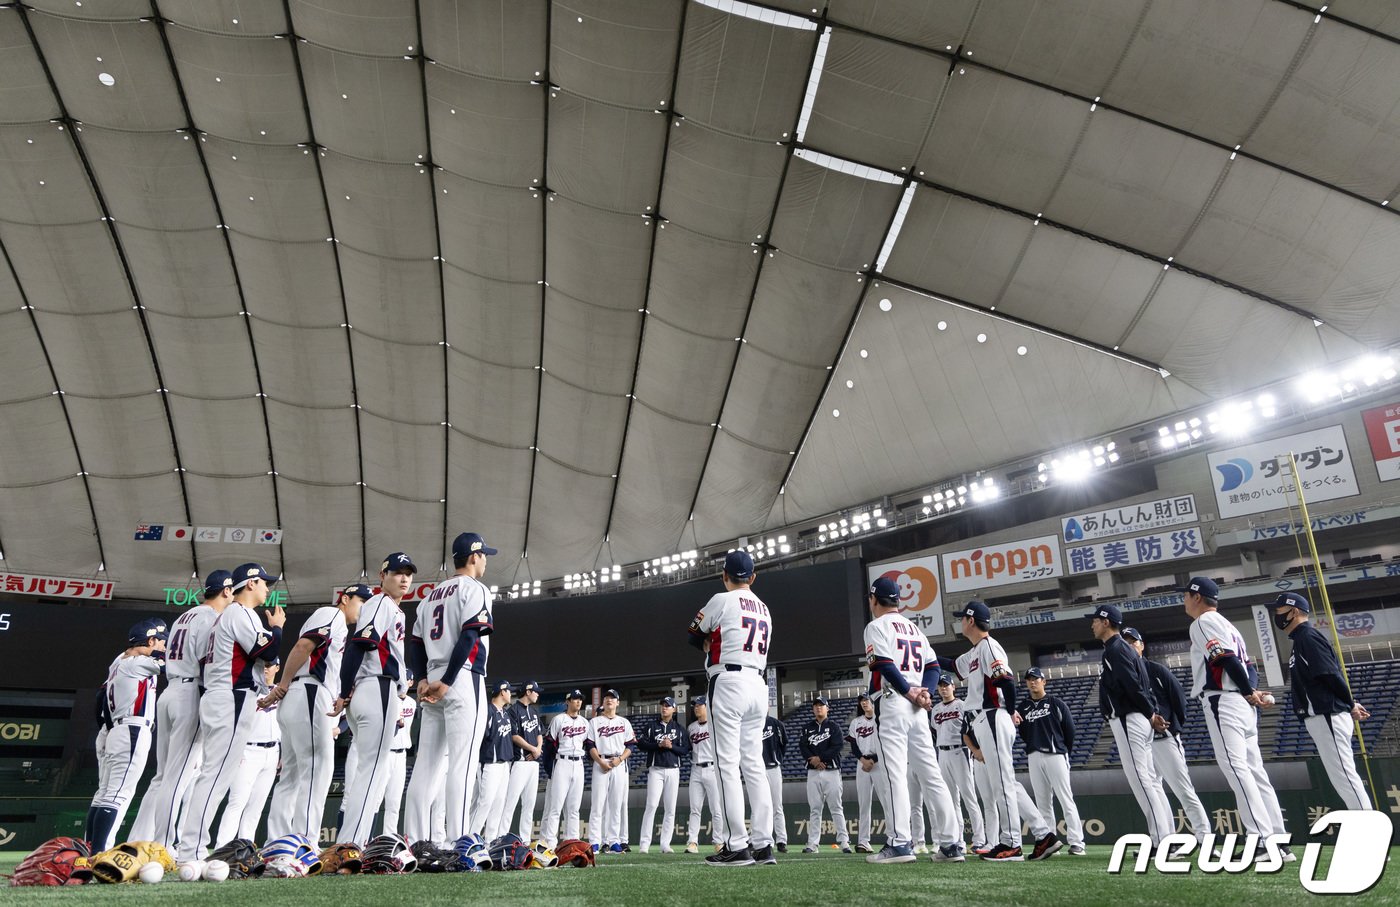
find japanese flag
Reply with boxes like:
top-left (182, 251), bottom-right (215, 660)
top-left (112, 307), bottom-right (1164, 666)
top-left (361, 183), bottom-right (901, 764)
top-left (165, 525), bottom-right (193, 542)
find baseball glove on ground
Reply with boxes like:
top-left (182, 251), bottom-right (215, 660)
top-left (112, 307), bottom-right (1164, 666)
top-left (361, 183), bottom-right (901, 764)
top-left (207, 838), bottom-right (259, 879)
top-left (90, 841), bottom-right (174, 883)
top-left (362, 833), bottom-right (417, 874)
top-left (556, 839), bottom-right (595, 868)
top-left (410, 840), bottom-right (458, 873)
top-left (315, 842), bottom-right (363, 875)
top-left (7, 837), bottom-right (91, 886)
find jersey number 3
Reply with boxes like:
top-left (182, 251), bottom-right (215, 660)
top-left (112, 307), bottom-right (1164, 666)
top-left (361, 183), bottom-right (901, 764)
top-left (428, 604), bottom-right (444, 641)
top-left (741, 616), bottom-right (769, 655)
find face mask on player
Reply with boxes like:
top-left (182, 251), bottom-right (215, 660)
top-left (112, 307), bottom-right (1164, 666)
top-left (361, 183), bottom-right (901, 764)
top-left (1273, 609), bottom-right (1295, 630)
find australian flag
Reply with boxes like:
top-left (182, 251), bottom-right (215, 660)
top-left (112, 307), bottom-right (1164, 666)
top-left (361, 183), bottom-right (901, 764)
top-left (133, 524), bottom-right (164, 541)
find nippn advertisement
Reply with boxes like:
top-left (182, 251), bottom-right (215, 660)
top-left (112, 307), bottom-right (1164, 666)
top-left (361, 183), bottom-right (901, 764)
top-left (866, 555), bottom-right (943, 637)
top-left (943, 535), bottom-right (1064, 593)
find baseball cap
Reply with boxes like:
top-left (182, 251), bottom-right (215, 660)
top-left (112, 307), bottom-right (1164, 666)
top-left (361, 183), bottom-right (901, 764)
top-left (523, 680), bottom-right (542, 694)
top-left (1177, 576), bottom-right (1219, 599)
top-left (691, 695), bottom-right (707, 706)
top-left (813, 696), bottom-right (829, 706)
top-left (857, 691), bottom-right (871, 702)
top-left (1274, 591), bottom-right (1311, 614)
top-left (1085, 604), bottom-right (1123, 626)
top-left (127, 619), bottom-right (164, 647)
top-left (936, 672), bottom-right (955, 686)
top-left (724, 549), bottom-right (755, 580)
top-left (869, 576), bottom-right (900, 604)
top-left (660, 695), bottom-right (676, 707)
top-left (1024, 667), bottom-right (1045, 680)
top-left (566, 689), bottom-right (585, 701)
top-left (491, 679), bottom-right (513, 695)
top-left (381, 552), bottom-right (417, 574)
top-left (203, 569), bottom-right (234, 598)
top-left (602, 688), bottom-right (620, 700)
top-left (1121, 627), bottom-right (1143, 643)
top-left (342, 583), bottom-right (374, 602)
top-left (952, 600), bottom-right (991, 622)
top-left (452, 532), bottom-right (498, 559)
top-left (231, 562), bottom-right (278, 591)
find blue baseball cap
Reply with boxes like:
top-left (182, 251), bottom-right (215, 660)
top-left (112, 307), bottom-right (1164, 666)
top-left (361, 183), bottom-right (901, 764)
top-left (452, 532), bottom-right (498, 559)
top-left (813, 696), bottom-right (829, 706)
top-left (127, 619), bottom-right (165, 647)
top-left (566, 688), bottom-right (585, 700)
top-left (1121, 627), bottom-right (1143, 643)
top-left (857, 691), bottom-right (871, 701)
top-left (952, 600), bottom-right (991, 622)
top-left (691, 694), bottom-right (707, 706)
top-left (1177, 576), bottom-right (1219, 599)
top-left (1024, 667), bottom-right (1045, 680)
top-left (869, 576), bottom-right (900, 604)
top-left (523, 680), bottom-right (542, 693)
top-left (724, 550), bottom-right (754, 580)
top-left (936, 672), bottom-right (956, 686)
top-left (491, 679), bottom-right (513, 695)
top-left (1086, 604), bottom-right (1123, 626)
top-left (342, 583), bottom-right (374, 602)
top-left (660, 695), bottom-right (676, 707)
top-left (1274, 591), bottom-right (1311, 614)
top-left (381, 552), bottom-right (417, 574)
top-left (603, 688), bottom-right (620, 701)
top-left (203, 569), bottom-right (234, 598)
top-left (231, 562), bottom-right (278, 591)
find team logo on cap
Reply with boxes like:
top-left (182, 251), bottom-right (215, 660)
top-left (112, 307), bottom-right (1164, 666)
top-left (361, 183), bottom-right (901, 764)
top-left (872, 566), bottom-right (939, 613)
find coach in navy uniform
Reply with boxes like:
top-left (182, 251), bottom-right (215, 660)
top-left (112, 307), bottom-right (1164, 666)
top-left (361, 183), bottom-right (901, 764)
top-left (1015, 668), bottom-right (1084, 854)
top-left (762, 714), bottom-right (790, 852)
top-left (1272, 592), bottom-right (1373, 809)
top-left (798, 697), bottom-right (850, 853)
top-left (637, 695), bottom-right (692, 853)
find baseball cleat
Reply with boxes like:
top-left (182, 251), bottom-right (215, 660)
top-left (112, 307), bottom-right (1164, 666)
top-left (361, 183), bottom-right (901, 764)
top-left (1028, 834), bottom-right (1063, 861)
top-left (639, 845), bottom-right (651, 855)
top-left (775, 843), bottom-right (787, 853)
top-left (752, 845), bottom-right (777, 865)
top-left (684, 843), bottom-right (699, 854)
top-left (609, 843), bottom-right (623, 854)
top-left (930, 844), bottom-right (966, 863)
top-left (841, 845), bottom-right (853, 854)
top-left (802, 846), bottom-right (818, 854)
top-left (867, 844), bottom-right (916, 864)
top-left (659, 846), bottom-right (674, 854)
top-left (912, 843), bottom-right (929, 854)
top-left (854, 843), bottom-right (874, 854)
top-left (704, 846), bottom-right (755, 867)
top-left (1279, 844), bottom-right (1296, 863)
top-left (1069, 845), bottom-right (1086, 855)
top-left (980, 844), bottom-right (1024, 862)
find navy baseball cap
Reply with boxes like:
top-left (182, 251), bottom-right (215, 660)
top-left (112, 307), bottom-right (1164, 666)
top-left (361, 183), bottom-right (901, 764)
top-left (1024, 667), bottom-right (1045, 680)
top-left (660, 695), bottom-right (676, 707)
top-left (1086, 604), bottom-right (1123, 626)
top-left (452, 532), bottom-right (498, 559)
top-left (203, 569), bottom-right (234, 598)
top-left (602, 688), bottom-right (620, 700)
top-left (231, 562), bottom-right (277, 591)
top-left (692, 694), bottom-right (707, 706)
top-left (813, 696), bottom-right (829, 706)
top-left (566, 689), bottom-right (584, 700)
top-left (1177, 576), bottom-right (1219, 599)
top-left (869, 576), bottom-right (900, 604)
top-left (491, 679), bottom-right (513, 695)
top-left (1121, 627), bottom-right (1143, 643)
top-left (936, 673), bottom-right (956, 686)
top-left (381, 552), bottom-right (417, 574)
top-left (523, 680), bottom-right (542, 693)
top-left (952, 600), bottom-right (991, 622)
top-left (857, 691), bottom-right (871, 701)
top-left (342, 583), bottom-right (374, 602)
top-left (724, 550), bottom-right (754, 580)
top-left (1274, 591), bottom-right (1311, 614)
top-left (127, 619), bottom-right (164, 647)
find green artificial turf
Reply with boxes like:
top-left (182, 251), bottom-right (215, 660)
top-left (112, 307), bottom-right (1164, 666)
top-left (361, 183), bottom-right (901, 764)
top-left (1, 846), bottom-right (1396, 906)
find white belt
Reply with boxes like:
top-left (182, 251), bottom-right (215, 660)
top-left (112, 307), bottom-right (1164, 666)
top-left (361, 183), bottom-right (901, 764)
top-left (117, 716), bottom-right (152, 727)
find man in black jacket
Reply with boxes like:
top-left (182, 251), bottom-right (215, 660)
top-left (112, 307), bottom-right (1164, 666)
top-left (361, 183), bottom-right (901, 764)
top-left (1273, 592), bottom-right (1373, 809)
top-left (762, 714), bottom-right (789, 852)
top-left (1122, 628), bottom-right (1210, 836)
top-left (798, 697), bottom-right (851, 853)
top-left (1088, 604), bottom-right (1173, 845)
top-left (637, 695), bottom-right (692, 853)
top-left (1016, 668), bottom-right (1084, 855)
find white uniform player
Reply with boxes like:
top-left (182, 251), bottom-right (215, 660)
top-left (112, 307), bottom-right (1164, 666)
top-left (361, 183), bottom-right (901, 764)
top-left (685, 550), bottom-right (775, 865)
top-left (131, 573), bottom-right (231, 846)
top-left (684, 702), bottom-right (723, 852)
top-left (262, 584), bottom-right (367, 841)
top-left (404, 533), bottom-right (496, 843)
top-left (931, 676), bottom-right (986, 850)
top-left (472, 681), bottom-right (515, 840)
top-left (864, 578), bottom-right (959, 863)
top-left (539, 690), bottom-right (589, 848)
top-left (178, 564), bottom-right (284, 861)
top-left (215, 665), bottom-right (281, 846)
top-left (1183, 577), bottom-right (1288, 845)
top-left (335, 553), bottom-right (413, 845)
top-left (586, 691), bottom-right (635, 852)
top-left (87, 620), bottom-right (166, 851)
top-left (503, 681), bottom-right (545, 840)
top-left (845, 695), bottom-right (885, 853)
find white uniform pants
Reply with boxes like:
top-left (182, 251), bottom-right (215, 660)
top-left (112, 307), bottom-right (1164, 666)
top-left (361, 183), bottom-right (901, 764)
top-left (765, 765), bottom-right (787, 844)
top-left (178, 689), bottom-right (259, 860)
top-left (686, 763), bottom-right (723, 844)
top-left (639, 766), bottom-right (680, 849)
top-left (1027, 751), bottom-right (1083, 847)
top-left (130, 681), bottom-right (201, 846)
top-left (938, 746), bottom-right (986, 846)
top-left (1109, 713), bottom-right (1175, 844)
top-left (339, 678), bottom-right (401, 845)
top-left (1015, 779), bottom-right (1052, 839)
top-left (381, 749), bottom-right (408, 835)
top-left (1305, 713), bottom-right (1372, 810)
top-left (874, 696), bottom-right (957, 849)
top-left (1152, 734), bottom-right (1211, 836)
top-left (95, 727), bottom-right (111, 796)
top-left (855, 765), bottom-right (882, 846)
top-left (708, 670), bottom-right (772, 851)
top-left (908, 763), bottom-right (929, 845)
top-left (504, 759), bottom-right (541, 840)
top-left (540, 756), bottom-right (585, 847)
top-left (474, 762), bottom-right (511, 839)
top-left (431, 760), bottom-right (448, 842)
top-left (403, 674), bottom-right (486, 842)
top-left (972, 756), bottom-right (998, 844)
top-left (973, 709), bottom-right (1022, 848)
top-left (805, 770), bottom-right (848, 847)
top-left (267, 680), bottom-right (336, 840)
top-left (92, 720), bottom-right (152, 851)
top-left (588, 762), bottom-right (629, 846)
top-left (1202, 692), bottom-right (1286, 837)
top-left (215, 742), bottom-right (278, 846)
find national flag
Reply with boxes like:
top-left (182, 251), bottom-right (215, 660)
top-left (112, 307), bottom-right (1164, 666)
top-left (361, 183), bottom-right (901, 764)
top-left (224, 527), bottom-right (252, 544)
top-left (195, 527), bottom-right (222, 543)
top-left (255, 528), bottom-right (284, 545)
top-left (134, 524), bottom-right (164, 541)
top-left (165, 525), bottom-right (193, 542)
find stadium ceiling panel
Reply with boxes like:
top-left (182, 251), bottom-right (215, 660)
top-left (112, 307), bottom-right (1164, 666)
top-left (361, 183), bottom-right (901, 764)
top-left (0, 0), bottom-right (1396, 599)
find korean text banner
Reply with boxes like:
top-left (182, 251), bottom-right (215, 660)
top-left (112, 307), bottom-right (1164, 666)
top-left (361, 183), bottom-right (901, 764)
top-left (1207, 425), bottom-right (1359, 519)
top-left (944, 535), bottom-right (1062, 593)
top-left (1065, 526), bottom-right (1204, 575)
top-left (866, 555), bottom-right (944, 637)
top-left (1061, 495), bottom-right (1197, 543)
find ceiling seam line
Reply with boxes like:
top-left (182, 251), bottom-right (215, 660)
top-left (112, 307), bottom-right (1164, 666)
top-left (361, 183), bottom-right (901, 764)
top-left (151, 0), bottom-right (285, 566)
top-left (0, 235), bottom-right (107, 572)
top-left (281, 0), bottom-right (369, 576)
top-left (681, 8), bottom-right (829, 545)
top-left (599, 0), bottom-right (691, 552)
top-left (17, 5), bottom-right (199, 576)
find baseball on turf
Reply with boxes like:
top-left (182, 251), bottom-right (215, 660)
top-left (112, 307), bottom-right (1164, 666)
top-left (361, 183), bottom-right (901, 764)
top-left (178, 861), bottom-right (206, 882)
top-left (204, 860), bottom-right (230, 882)
top-left (138, 861), bottom-right (164, 884)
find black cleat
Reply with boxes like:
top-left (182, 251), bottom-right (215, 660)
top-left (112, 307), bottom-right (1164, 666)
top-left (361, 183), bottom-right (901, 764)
top-left (753, 845), bottom-right (777, 865)
top-left (776, 842), bottom-right (787, 853)
top-left (705, 846), bottom-right (756, 867)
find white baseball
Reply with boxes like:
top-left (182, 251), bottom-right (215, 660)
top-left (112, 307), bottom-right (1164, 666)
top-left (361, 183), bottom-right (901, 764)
top-left (138, 861), bottom-right (164, 884)
top-left (1261, 692), bottom-right (1276, 706)
top-left (177, 861), bottom-right (205, 882)
top-left (204, 860), bottom-right (230, 882)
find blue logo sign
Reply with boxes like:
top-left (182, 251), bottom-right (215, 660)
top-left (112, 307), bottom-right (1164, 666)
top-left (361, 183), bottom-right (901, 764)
top-left (1215, 457), bottom-right (1254, 492)
top-left (1063, 518), bottom-right (1084, 542)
